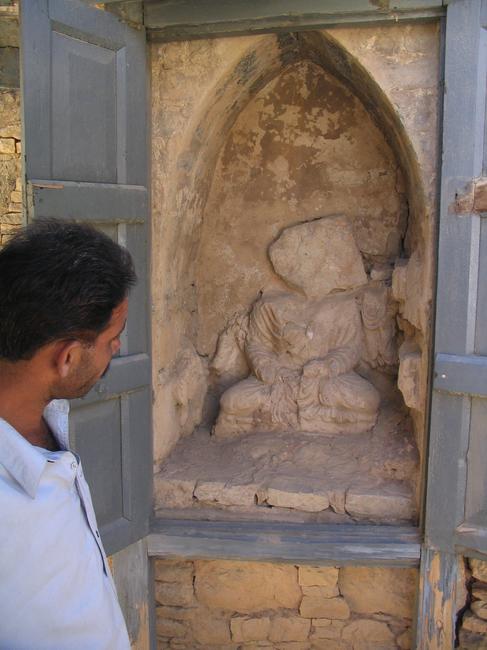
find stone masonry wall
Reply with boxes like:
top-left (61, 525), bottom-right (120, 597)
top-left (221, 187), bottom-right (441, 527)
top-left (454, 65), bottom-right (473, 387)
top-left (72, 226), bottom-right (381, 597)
top-left (0, 3), bottom-right (22, 247)
top-left (458, 558), bottom-right (487, 650)
top-left (154, 559), bottom-right (417, 650)
top-left (0, 87), bottom-right (21, 246)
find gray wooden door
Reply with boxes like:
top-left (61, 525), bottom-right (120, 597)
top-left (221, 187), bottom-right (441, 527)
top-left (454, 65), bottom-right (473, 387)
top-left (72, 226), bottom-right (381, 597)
top-left (426, 0), bottom-right (487, 558)
top-left (21, 0), bottom-right (151, 556)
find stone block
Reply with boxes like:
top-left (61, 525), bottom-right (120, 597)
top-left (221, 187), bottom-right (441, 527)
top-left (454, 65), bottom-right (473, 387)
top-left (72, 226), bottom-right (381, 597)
top-left (457, 558), bottom-right (469, 614)
top-left (231, 616), bottom-right (271, 642)
top-left (194, 560), bottom-right (301, 613)
top-left (311, 627), bottom-right (341, 641)
top-left (345, 481), bottom-right (414, 520)
top-left (472, 601), bottom-right (487, 621)
top-left (342, 619), bottom-right (395, 645)
top-left (9, 189), bottom-right (20, 203)
top-left (0, 222), bottom-right (18, 234)
top-left (462, 612), bottom-right (487, 635)
top-left (328, 489), bottom-right (347, 515)
top-left (0, 138), bottom-right (15, 154)
top-left (262, 485), bottom-right (329, 512)
top-left (0, 156), bottom-right (19, 212)
top-left (311, 618), bottom-right (341, 640)
top-left (155, 581), bottom-right (194, 607)
top-left (156, 619), bottom-right (187, 638)
top-left (458, 629), bottom-right (487, 650)
top-left (155, 560), bottom-right (193, 584)
top-left (300, 592), bottom-right (350, 619)
top-left (156, 606), bottom-right (194, 621)
top-left (472, 584), bottom-right (487, 602)
top-left (311, 641), bottom-right (348, 650)
top-left (194, 480), bottom-right (257, 507)
top-left (370, 264), bottom-right (393, 281)
top-left (0, 212), bottom-right (21, 224)
top-left (168, 643), bottom-right (189, 650)
top-left (15, 140), bottom-right (20, 153)
top-left (331, 620), bottom-right (346, 630)
top-left (471, 559), bottom-right (487, 583)
top-left (1, 232), bottom-right (14, 245)
top-left (392, 250), bottom-right (428, 333)
top-left (156, 641), bottom-right (171, 650)
top-left (397, 344), bottom-right (422, 410)
top-left (312, 619), bottom-right (332, 628)
top-left (190, 646), bottom-right (237, 650)
top-left (154, 474), bottom-right (195, 509)
top-left (298, 566), bottom-right (339, 594)
top-left (269, 215), bottom-right (367, 300)
top-left (338, 567), bottom-right (416, 619)
top-left (190, 608), bottom-right (232, 645)
top-left (396, 628), bottom-right (412, 649)
top-left (269, 616), bottom-right (310, 642)
top-left (0, 125), bottom-right (20, 139)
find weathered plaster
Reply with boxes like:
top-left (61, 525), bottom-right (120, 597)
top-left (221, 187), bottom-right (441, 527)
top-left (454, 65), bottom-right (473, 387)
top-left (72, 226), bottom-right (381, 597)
top-left (150, 22), bottom-right (440, 491)
top-left (151, 35), bottom-right (282, 461)
top-left (196, 59), bottom-right (407, 358)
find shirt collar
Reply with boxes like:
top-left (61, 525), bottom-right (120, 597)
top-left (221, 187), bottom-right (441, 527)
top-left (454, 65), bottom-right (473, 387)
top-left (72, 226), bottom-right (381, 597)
top-left (43, 399), bottom-right (70, 450)
top-left (0, 399), bottom-right (70, 499)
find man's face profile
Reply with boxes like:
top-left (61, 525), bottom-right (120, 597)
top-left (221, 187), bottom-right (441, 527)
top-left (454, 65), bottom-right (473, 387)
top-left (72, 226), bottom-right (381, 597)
top-left (52, 297), bottom-right (129, 400)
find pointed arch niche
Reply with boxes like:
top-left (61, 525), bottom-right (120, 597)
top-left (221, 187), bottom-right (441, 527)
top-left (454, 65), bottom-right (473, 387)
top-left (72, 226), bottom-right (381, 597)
top-left (151, 27), bottom-right (439, 526)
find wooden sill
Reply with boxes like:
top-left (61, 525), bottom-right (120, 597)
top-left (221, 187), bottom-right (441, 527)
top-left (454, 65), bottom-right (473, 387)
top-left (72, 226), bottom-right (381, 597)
top-left (148, 518), bottom-right (421, 567)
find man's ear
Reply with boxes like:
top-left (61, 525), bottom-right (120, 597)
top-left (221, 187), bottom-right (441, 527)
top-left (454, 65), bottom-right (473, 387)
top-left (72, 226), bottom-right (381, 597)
top-left (53, 340), bottom-right (84, 378)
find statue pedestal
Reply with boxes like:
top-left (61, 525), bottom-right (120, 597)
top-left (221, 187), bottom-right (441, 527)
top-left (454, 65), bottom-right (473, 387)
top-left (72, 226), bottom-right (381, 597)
top-left (154, 403), bottom-right (418, 524)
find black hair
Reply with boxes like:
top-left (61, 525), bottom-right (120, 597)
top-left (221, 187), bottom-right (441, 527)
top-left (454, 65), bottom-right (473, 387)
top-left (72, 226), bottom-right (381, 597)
top-left (0, 218), bottom-right (136, 361)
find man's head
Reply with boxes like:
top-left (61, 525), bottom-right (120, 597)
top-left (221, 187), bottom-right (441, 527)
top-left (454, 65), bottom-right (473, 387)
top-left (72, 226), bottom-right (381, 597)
top-left (0, 219), bottom-right (136, 399)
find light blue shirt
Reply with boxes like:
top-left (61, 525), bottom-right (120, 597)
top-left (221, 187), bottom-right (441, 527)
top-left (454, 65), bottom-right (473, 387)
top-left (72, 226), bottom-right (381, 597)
top-left (0, 400), bottom-right (130, 650)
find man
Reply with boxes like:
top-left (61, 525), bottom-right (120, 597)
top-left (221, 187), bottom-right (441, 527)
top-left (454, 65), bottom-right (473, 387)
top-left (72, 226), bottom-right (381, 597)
top-left (0, 219), bottom-right (135, 649)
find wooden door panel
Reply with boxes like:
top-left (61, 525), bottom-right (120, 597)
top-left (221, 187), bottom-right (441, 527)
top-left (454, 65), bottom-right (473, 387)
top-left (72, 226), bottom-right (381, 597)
top-left (426, 0), bottom-right (487, 558)
top-left (21, 0), bottom-right (151, 556)
top-left (51, 31), bottom-right (119, 183)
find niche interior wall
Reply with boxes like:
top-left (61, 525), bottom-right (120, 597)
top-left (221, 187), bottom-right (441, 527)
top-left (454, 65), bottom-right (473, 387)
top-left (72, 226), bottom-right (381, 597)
top-left (151, 23), bottom-right (439, 528)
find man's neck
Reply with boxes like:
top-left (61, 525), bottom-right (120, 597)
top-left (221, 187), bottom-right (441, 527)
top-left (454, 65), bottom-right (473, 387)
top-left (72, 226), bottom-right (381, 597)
top-left (0, 361), bottom-right (53, 448)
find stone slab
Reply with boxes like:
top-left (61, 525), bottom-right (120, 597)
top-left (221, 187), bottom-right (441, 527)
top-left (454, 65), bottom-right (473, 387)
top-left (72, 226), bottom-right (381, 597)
top-left (195, 481), bottom-right (258, 507)
top-left (345, 481), bottom-right (414, 520)
top-left (154, 403), bottom-right (418, 524)
top-left (260, 484), bottom-right (330, 513)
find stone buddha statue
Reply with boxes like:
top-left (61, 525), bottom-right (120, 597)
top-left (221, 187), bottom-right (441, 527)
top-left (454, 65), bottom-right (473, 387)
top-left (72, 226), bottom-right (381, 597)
top-left (213, 215), bottom-right (382, 438)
